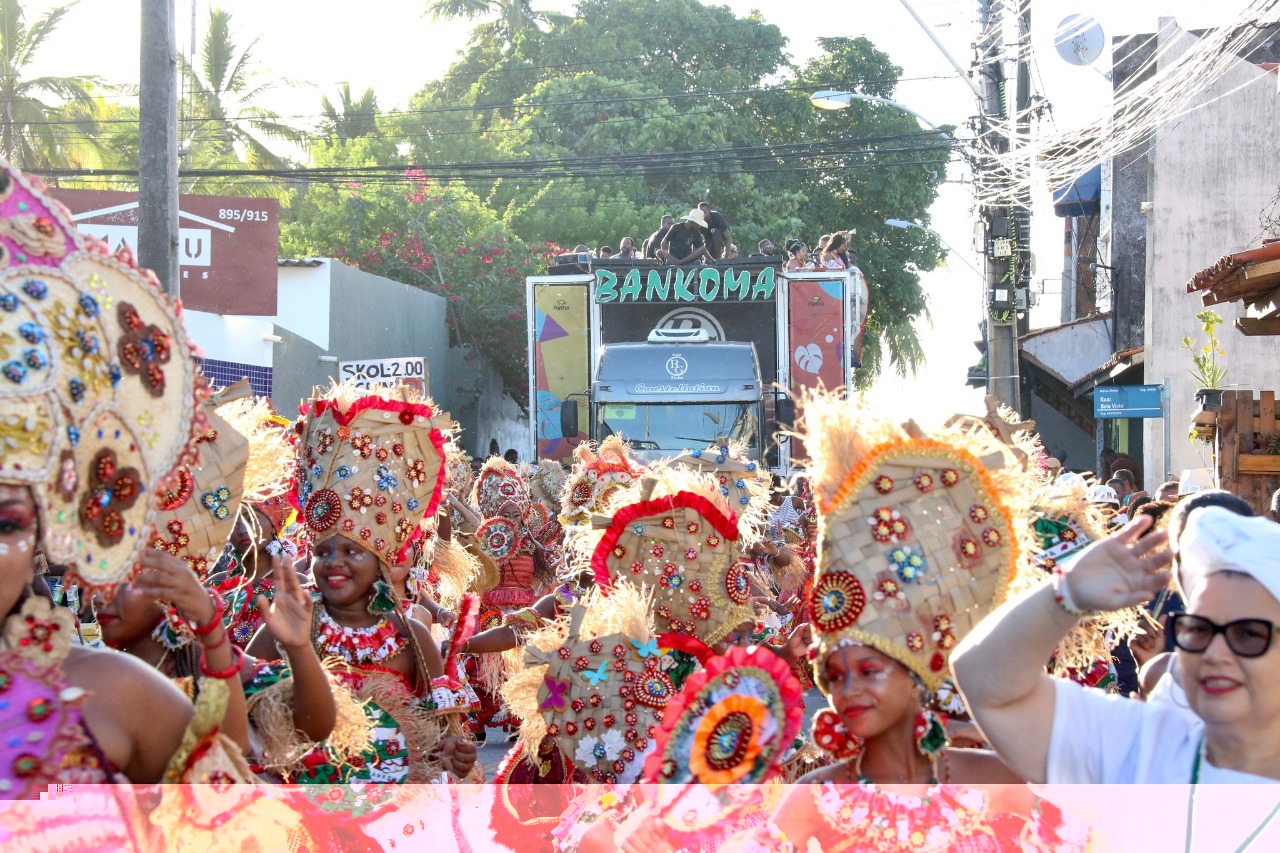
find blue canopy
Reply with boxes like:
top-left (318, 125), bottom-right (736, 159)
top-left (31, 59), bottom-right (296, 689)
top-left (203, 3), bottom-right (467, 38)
top-left (1052, 165), bottom-right (1102, 218)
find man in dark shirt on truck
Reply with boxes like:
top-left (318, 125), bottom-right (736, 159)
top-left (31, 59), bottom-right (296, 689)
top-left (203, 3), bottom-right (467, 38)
top-left (657, 209), bottom-right (714, 265)
top-left (642, 214), bottom-right (675, 259)
top-left (698, 202), bottom-right (731, 259)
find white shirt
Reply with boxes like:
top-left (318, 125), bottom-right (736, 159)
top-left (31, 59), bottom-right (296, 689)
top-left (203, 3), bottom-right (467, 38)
top-left (1047, 677), bottom-right (1275, 783)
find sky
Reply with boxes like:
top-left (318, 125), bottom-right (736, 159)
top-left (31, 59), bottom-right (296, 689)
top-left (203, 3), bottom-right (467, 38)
top-left (33, 0), bottom-right (1259, 426)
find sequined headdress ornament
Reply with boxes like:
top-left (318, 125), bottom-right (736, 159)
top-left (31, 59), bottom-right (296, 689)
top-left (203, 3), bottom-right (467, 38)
top-left (669, 441), bottom-right (770, 548)
top-left (0, 163), bottom-right (202, 597)
top-left (502, 583), bottom-right (663, 784)
top-left (150, 380), bottom-right (252, 579)
top-left (471, 457), bottom-right (531, 522)
top-left (559, 436), bottom-right (647, 527)
top-left (290, 382), bottom-right (453, 567)
top-left (800, 388), bottom-right (1038, 692)
top-left (586, 463), bottom-right (754, 647)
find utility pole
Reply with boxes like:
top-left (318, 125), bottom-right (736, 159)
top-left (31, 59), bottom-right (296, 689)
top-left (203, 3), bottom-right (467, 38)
top-left (974, 0), bottom-right (1021, 411)
top-left (139, 0), bottom-right (180, 298)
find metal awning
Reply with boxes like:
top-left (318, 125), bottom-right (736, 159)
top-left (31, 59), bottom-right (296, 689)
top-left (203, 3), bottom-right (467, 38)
top-left (1052, 165), bottom-right (1102, 218)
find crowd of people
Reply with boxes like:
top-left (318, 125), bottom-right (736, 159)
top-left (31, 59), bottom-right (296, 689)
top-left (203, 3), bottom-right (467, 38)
top-left (4, 158), bottom-right (1280, 850)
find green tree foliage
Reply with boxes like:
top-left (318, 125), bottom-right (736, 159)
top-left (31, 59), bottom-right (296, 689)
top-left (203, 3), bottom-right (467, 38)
top-left (320, 83), bottom-right (380, 142)
top-left (180, 7), bottom-right (304, 194)
top-left (0, 0), bottom-right (104, 170)
top-left (287, 1), bottom-right (949, 397)
top-left (282, 133), bottom-right (558, 400)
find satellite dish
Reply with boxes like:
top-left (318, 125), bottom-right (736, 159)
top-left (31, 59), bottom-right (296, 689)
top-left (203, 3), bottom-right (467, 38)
top-left (1054, 15), bottom-right (1105, 67)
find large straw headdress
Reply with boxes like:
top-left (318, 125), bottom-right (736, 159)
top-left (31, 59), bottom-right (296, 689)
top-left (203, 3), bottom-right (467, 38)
top-left (290, 382), bottom-right (453, 567)
top-left (668, 441), bottom-right (770, 548)
top-left (585, 463), bottom-right (754, 647)
top-left (0, 163), bottom-right (201, 596)
top-left (558, 436), bottom-right (646, 527)
top-left (502, 583), bottom-right (663, 784)
top-left (800, 388), bottom-right (1040, 692)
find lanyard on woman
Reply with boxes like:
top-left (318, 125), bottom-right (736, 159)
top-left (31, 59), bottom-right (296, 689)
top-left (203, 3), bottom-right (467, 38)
top-left (1186, 737), bottom-right (1280, 853)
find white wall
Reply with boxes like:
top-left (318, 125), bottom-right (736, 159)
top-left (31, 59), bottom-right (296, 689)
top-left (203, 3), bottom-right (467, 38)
top-left (182, 310), bottom-right (275, 367)
top-left (1144, 25), bottom-right (1280, 482)
top-left (271, 262), bottom-right (332, 350)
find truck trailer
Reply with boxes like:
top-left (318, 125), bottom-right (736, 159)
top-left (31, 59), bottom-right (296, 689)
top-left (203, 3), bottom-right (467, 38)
top-left (527, 257), bottom-right (868, 473)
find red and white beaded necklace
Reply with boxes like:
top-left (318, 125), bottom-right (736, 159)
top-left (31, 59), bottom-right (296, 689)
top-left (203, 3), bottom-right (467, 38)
top-left (313, 605), bottom-right (405, 666)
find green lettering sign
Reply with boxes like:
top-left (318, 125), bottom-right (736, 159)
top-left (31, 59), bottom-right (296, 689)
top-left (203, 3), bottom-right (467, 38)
top-left (596, 269), bottom-right (618, 303)
top-left (593, 266), bottom-right (781, 304)
top-left (723, 268), bottom-right (750, 300)
top-left (645, 269), bottom-right (670, 302)
top-left (751, 267), bottom-right (776, 300)
top-left (619, 269), bottom-right (643, 302)
top-left (673, 269), bottom-right (695, 302)
top-left (698, 268), bottom-right (720, 301)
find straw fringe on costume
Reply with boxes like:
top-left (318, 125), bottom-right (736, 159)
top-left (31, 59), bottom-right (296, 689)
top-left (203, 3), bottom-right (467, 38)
top-left (502, 582), bottom-right (656, 779)
top-left (430, 536), bottom-right (482, 610)
top-left (246, 657), bottom-right (374, 776)
top-left (216, 393), bottom-right (295, 504)
top-left (357, 669), bottom-right (449, 782)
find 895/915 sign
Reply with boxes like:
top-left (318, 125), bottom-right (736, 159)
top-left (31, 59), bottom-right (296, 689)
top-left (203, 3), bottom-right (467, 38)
top-left (338, 357), bottom-right (430, 396)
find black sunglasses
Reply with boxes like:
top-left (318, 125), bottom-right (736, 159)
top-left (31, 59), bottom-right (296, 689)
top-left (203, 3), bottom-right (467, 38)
top-left (1169, 613), bottom-right (1280, 658)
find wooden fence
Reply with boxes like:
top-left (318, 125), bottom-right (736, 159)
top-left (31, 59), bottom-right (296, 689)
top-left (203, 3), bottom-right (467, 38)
top-left (1211, 390), bottom-right (1280, 515)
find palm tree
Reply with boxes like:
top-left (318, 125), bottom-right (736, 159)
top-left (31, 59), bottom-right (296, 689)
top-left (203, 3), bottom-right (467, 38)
top-left (320, 83), bottom-right (379, 141)
top-left (427, 0), bottom-right (549, 43)
top-left (180, 7), bottom-right (304, 186)
top-left (0, 0), bottom-right (103, 170)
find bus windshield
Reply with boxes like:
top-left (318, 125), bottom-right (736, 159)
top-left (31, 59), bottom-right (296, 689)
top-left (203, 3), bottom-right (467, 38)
top-left (597, 402), bottom-right (758, 451)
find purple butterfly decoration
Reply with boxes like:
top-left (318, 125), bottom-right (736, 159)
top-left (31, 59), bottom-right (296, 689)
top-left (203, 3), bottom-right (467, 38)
top-left (540, 675), bottom-right (570, 711)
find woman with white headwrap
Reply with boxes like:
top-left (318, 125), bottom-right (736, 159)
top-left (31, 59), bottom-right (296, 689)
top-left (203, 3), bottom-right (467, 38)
top-left (954, 508), bottom-right (1280, 783)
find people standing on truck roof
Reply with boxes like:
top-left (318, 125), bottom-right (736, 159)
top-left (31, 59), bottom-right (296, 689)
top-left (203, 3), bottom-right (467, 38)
top-left (612, 237), bottom-right (637, 259)
top-left (656, 208), bottom-right (715, 265)
top-left (783, 239), bottom-right (810, 270)
top-left (597, 246), bottom-right (613, 259)
top-left (642, 214), bottom-right (675, 259)
top-left (698, 201), bottom-right (732, 259)
top-left (821, 233), bottom-right (850, 270)
top-left (752, 238), bottom-right (776, 257)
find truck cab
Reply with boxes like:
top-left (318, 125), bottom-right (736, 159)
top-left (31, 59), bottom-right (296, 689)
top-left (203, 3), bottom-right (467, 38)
top-left (566, 329), bottom-right (764, 465)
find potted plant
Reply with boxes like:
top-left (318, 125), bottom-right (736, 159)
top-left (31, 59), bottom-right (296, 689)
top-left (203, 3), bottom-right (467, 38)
top-left (1182, 309), bottom-right (1229, 410)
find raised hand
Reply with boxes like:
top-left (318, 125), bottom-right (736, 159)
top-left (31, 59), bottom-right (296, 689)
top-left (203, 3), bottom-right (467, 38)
top-left (133, 549), bottom-right (217, 627)
top-left (256, 554), bottom-right (314, 650)
top-left (1063, 515), bottom-right (1173, 613)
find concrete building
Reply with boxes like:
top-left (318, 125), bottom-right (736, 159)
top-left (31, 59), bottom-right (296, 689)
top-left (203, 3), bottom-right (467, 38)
top-left (1139, 21), bottom-right (1280, 484)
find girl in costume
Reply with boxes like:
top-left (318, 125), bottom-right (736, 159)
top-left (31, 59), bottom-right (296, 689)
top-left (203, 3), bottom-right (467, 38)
top-left (245, 382), bottom-right (478, 784)
top-left (726, 390), bottom-right (1089, 853)
top-left (0, 160), bottom-right (249, 794)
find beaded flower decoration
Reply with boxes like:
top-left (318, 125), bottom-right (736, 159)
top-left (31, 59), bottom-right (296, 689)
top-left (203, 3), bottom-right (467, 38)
top-left (290, 383), bottom-right (452, 568)
top-left (669, 441), bottom-right (770, 549)
top-left (150, 380), bottom-right (256, 580)
top-left (642, 645), bottom-right (803, 788)
top-left (0, 162), bottom-right (201, 597)
top-left (799, 390), bottom-right (1040, 692)
top-left (558, 436), bottom-right (647, 527)
top-left (587, 467), bottom-right (753, 647)
top-left (510, 598), bottom-right (666, 785)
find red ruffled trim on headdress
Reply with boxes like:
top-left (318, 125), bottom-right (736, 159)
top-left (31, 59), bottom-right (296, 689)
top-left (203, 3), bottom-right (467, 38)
top-left (289, 393), bottom-right (448, 567)
top-left (590, 491), bottom-right (739, 591)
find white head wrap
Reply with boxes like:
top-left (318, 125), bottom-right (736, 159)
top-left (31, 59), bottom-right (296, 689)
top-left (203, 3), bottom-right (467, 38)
top-left (1178, 506), bottom-right (1280, 603)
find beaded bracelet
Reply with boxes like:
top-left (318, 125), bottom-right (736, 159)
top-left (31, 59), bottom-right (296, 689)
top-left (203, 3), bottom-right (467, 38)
top-left (1052, 568), bottom-right (1093, 618)
top-left (200, 644), bottom-right (244, 680)
top-left (191, 593), bottom-right (226, 637)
